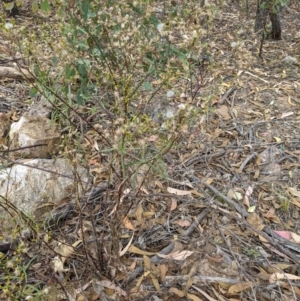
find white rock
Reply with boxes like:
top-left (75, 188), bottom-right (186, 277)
top-left (281, 56), bottom-right (298, 65)
top-left (9, 114), bottom-right (60, 158)
top-left (0, 158), bottom-right (90, 214)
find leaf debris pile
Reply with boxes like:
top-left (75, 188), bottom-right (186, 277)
top-left (1, 1), bottom-right (300, 300)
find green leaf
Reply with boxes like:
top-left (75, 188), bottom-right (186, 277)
top-left (76, 63), bottom-right (87, 77)
top-left (143, 81), bottom-right (154, 91)
top-left (31, 1), bottom-right (39, 13)
top-left (29, 87), bottom-right (38, 97)
top-left (51, 56), bottom-right (59, 66)
top-left (41, 0), bottom-right (51, 14)
top-left (3, 2), bottom-right (15, 10)
top-left (76, 90), bottom-right (84, 105)
top-left (65, 64), bottom-right (76, 79)
top-left (81, 0), bottom-right (90, 21)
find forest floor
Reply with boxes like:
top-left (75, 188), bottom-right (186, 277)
top-left (1, 1), bottom-right (300, 300)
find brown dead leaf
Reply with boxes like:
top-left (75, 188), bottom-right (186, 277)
top-left (167, 187), bottom-right (192, 196)
top-left (269, 273), bottom-right (300, 284)
top-left (205, 254), bottom-right (224, 263)
top-left (128, 245), bottom-right (155, 256)
top-left (206, 178), bottom-right (214, 185)
top-left (160, 264), bottom-right (168, 281)
top-left (281, 111), bottom-right (293, 118)
top-left (128, 258), bottom-right (137, 271)
top-left (173, 219), bottom-right (191, 227)
top-left (52, 256), bottom-right (69, 273)
top-left (77, 291), bottom-right (99, 301)
top-left (288, 187), bottom-right (300, 198)
top-left (119, 232), bottom-right (134, 257)
top-left (135, 203), bottom-right (144, 224)
top-left (291, 198), bottom-right (300, 208)
top-left (169, 287), bottom-right (185, 297)
top-left (247, 212), bottom-right (265, 232)
top-left (143, 255), bottom-right (151, 271)
top-left (150, 273), bottom-right (161, 292)
top-left (291, 232), bottom-right (300, 243)
top-left (170, 198), bottom-right (177, 211)
top-left (228, 282), bottom-right (254, 294)
top-left (280, 282), bottom-right (300, 298)
top-left (123, 216), bottom-right (135, 230)
top-left (54, 243), bottom-right (74, 262)
top-left (155, 180), bottom-right (164, 190)
top-left (186, 293), bottom-right (203, 301)
top-left (191, 190), bottom-right (204, 197)
top-left (216, 105), bottom-right (231, 120)
top-left (157, 250), bottom-right (193, 260)
top-left (142, 211), bottom-right (155, 218)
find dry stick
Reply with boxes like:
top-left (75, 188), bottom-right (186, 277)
top-left (126, 208), bottom-right (210, 284)
top-left (220, 85), bottom-right (237, 104)
top-left (217, 227), bottom-right (260, 294)
top-left (163, 275), bottom-right (240, 287)
top-left (187, 175), bottom-right (249, 218)
top-left (181, 149), bottom-right (226, 167)
top-left (263, 227), bottom-right (300, 258)
top-left (238, 152), bottom-right (258, 173)
top-left (189, 176), bottom-right (300, 264)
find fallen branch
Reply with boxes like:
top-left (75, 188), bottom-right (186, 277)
top-left (220, 85), bottom-right (237, 104)
top-left (187, 174), bottom-right (249, 218)
top-left (0, 66), bottom-right (33, 80)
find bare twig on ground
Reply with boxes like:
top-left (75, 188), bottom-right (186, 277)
top-left (220, 85), bottom-right (237, 104)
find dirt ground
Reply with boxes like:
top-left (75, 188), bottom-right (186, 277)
top-left (1, 1), bottom-right (300, 300)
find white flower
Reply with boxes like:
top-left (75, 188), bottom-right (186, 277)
top-left (4, 22), bottom-right (14, 30)
top-left (157, 23), bottom-right (165, 33)
top-left (177, 104), bottom-right (186, 111)
top-left (166, 90), bottom-right (175, 98)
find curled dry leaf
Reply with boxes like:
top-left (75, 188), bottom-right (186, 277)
top-left (281, 112), bottom-right (293, 119)
top-left (128, 245), bottom-right (155, 256)
top-left (52, 256), bottom-right (69, 273)
top-left (170, 198), bottom-right (177, 211)
top-left (157, 250), bottom-right (193, 260)
top-left (160, 264), bottom-right (168, 281)
top-left (119, 232), bottom-right (134, 257)
top-left (290, 232), bottom-right (300, 243)
top-left (169, 287), bottom-right (185, 297)
top-left (123, 216), bottom-right (135, 230)
top-left (186, 293), bottom-right (203, 301)
top-left (167, 187), bottom-right (192, 196)
top-left (173, 219), bottom-right (191, 227)
top-left (54, 243), bottom-right (74, 262)
top-left (227, 282), bottom-right (254, 294)
top-left (288, 187), bottom-right (300, 198)
top-left (134, 203), bottom-right (144, 224)
top-left (269, 273), bottom-right (300, 284)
